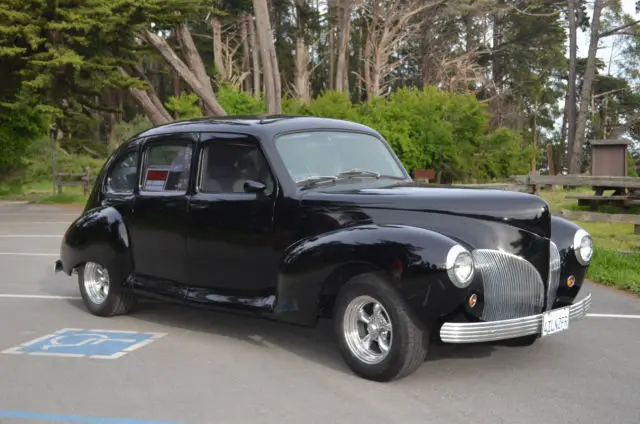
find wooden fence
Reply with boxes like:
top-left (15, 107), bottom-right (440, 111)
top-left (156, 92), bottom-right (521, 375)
top-left (55, 166), bottom-right (93, 195)
top-left (514, 173), bottom-right (640, 234)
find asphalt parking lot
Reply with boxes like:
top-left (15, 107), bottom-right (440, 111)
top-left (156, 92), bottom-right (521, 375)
top-left (0, 201), bottom-right (639, 424)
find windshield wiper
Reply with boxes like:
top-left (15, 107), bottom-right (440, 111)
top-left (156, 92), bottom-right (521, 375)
top-left (337, 168), bottom-right (406, 180)
top-left (296, 175), bottom-right (339, 189)
top-left (337, 168), bottom-right (381, 179)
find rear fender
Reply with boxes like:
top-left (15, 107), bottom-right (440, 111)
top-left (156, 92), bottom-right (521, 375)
top-left (59, 206), bottom-right (133, 288)
top-left (272, 224), bottom-right (469, 326)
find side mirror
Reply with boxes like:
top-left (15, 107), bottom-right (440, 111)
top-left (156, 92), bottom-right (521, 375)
top-left (243, 180), bottom-right (267, 193)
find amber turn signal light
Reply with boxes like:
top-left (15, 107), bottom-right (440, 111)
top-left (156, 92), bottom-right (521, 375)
top-left (468, 293), bottom-right (478, 308)
top-left (567, 275), bottom-right (575, 288)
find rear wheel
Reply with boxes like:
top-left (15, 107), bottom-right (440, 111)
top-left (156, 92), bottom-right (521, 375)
top-left (333, 272), bottom-right (428, 382)
top-left (77, 261), bottom-right (137, 317)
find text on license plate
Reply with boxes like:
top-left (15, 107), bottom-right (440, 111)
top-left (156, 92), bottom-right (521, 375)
top-left (542, 306), bottom-right (570, 337)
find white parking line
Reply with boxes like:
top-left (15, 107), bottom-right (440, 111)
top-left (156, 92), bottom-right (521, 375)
top-left (0, 222), bottom-right (69, 224)
top-left (0, 252), bottom-right (58, 256)
top-left (0, 235), bottom-right (61, 238)
top-left (0, 213), bottom-right (77, 216)
top-left (0, 294), bottom-right (81, 300)
top-left (587, 313), bottom-right (640, 319)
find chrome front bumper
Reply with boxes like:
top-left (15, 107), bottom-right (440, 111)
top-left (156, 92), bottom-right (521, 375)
top-left (439, 293), bottom-right (592, 343)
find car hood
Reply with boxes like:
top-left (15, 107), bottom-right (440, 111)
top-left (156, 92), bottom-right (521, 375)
top-left (298, 183), bottom-right (551, 238)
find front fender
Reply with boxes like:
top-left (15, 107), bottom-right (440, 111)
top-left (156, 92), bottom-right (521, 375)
top-left (273, 224), bottom-right (470, 326)
top-left (59, 206), bottom-right (133, 288)
top-left (550, 216), bottom-right (589, 305)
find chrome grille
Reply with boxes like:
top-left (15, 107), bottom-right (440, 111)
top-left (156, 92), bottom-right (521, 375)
top-left (547, 241), bottom-right (561, 310)
top-left (473, 249), bottom-right (545, 321)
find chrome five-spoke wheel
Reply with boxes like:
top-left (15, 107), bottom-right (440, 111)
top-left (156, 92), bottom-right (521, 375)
top-left (83, 261), bottom-right (110, 304)
top-left (343, 295), bottom-right (393, 365)
top-left (77, 261), bottom-right (137, 317)
top-left (334, 272), bottom-right (428, 382)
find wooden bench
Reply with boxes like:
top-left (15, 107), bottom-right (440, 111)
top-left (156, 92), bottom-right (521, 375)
top-left (55, 167), bottom-right (92, 195)
top-left (565, 195), bottom-right (640, 207)
top-left (413, 169), bottom-right (436, 183)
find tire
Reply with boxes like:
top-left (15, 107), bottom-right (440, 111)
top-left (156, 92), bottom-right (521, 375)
top-left (77, 261), bottom-right (137, 317)
top-left (333, 272), bottom-right (428, 382)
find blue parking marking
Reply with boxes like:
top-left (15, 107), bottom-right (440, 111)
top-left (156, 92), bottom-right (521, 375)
top-left (0, 409), bottom-right (183, 423)
top-left (1, 328), bottom-right (166, 359)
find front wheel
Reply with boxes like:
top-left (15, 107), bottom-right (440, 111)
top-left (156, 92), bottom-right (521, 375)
top-left (78, 261), bottom-right (137, 317)
top-left (333, 272), bottom-right (428, 382)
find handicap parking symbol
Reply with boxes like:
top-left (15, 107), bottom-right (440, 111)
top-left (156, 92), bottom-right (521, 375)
top-left (1, 328), bottom-right (167, 359)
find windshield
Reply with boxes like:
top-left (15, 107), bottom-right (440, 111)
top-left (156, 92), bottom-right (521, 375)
top-left (274, 131), bottom-right (407, 185)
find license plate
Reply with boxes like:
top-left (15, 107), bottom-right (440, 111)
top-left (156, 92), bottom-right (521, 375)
top-left (542, 306), bottom-right (570, 337)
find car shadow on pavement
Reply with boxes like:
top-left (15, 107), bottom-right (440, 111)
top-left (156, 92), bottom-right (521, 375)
top-left (62, 297), bottom-right (499, 375)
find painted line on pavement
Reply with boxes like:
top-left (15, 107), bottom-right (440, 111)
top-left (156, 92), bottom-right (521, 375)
top-left (0, 252), bottom-right (58, 256)
top-left (0, 294), bottom-right (81, 300)
top-left (0, 409), bottom-right (183, 424)
top-left (0, 221), bottom-right (69, 224)
top-left (0, 235), bottom-right (61, 238)
top-left (587, 313), bottom-right (640, 319)
top-left (0, 212), bottom-right (77, 216)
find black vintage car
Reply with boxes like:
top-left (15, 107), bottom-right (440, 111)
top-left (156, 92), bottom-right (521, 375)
top-left (55, 115), bottom-right (593, 382)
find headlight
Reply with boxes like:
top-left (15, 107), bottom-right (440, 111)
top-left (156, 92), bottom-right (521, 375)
top-left (573, 229), bottom-right (593, 265)
top-left (446, 245), bottom-right (475, 288)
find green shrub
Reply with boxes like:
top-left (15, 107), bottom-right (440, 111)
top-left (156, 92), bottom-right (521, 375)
top-left (217, 86), bottom-right (266, 114)
top-left (0, 102), bottom-right (47, 183)
top-left (165, 92), bottom-right (203, 120)
top-left (111, 114), bottom-right (153, 146)
top-left (24, 150), bottom-right (105, 184)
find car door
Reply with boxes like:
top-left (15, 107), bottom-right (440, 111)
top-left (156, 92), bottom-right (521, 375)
top-left (127, 133), bottom-right (197, 297)
top-left (186, 133), bottom-right (279, 303)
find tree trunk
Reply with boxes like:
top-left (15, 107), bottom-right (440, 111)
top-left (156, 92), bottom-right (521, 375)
top-left (294, 1), bottom-right (311, 103)
top-left (142, 29), bottom-right (226, 116)
top-left (130, 65), bottom-right (173, 123)
top-left (211, 16), bottom-right (226, 81)
top-left (176, 24), bottom-right (216, 102)
top-left (118, 69), bottom-right (172, 126)
top-left (253, 0), bottom-right (282, 113)
top-left (566, 0), bottom-right (578, 172)
top-left (570, 0), bottom-right (604, 174)
top-left (241, 13), bottom-right (252, 94)
top-left (335, 0), bottom-right (351, 93)
top-left (248, 15), bottom-right (261, 98)
top-left (328, 0), bottom-right (336, 90)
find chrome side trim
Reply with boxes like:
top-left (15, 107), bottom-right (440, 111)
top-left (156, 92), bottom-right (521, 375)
top-left (473, 249), bottom-right (545, 321)
top-left (547, 241), bottom-right (561, 310)
top-left (439, 293), bottom-right (592, 344)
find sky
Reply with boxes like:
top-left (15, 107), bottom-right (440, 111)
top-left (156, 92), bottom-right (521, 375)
top-left (576, 0), bottom-right (639, 77)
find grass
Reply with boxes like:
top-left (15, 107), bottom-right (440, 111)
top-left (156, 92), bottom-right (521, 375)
top-left (539, 187), bottom-right (639, 252)
top-left (539, 186), bottom-right (639, 295)
top-left (0, 180), bottom-right (88, 205)
top-left (587, 247), bottom-right (640, 296)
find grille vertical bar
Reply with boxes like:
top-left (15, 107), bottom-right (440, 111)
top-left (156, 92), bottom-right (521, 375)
top-left (472, 249), bottom-right (545, 321)
top-left (547, 241), bottom-right (562, 310)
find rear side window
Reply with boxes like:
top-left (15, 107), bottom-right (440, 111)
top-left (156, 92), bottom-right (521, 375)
top-left (140, 144), bottom-right (193, 194)
top-left (105, 151), bottom-right (138, 194)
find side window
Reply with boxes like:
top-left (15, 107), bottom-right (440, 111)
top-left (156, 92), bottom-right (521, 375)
top-left (105, 151), bottom-right (138, 194)
top-left (141, 144), bottom-right (193, 194)
top-left (198, 142), bottom-right (274, 195)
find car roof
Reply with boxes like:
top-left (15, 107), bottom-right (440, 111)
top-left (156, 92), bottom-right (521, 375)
top-left (132, 115), bottom-right (381, 142)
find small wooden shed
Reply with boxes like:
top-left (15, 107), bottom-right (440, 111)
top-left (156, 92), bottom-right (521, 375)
top-left (590, 138), bottom-right (630, 177)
